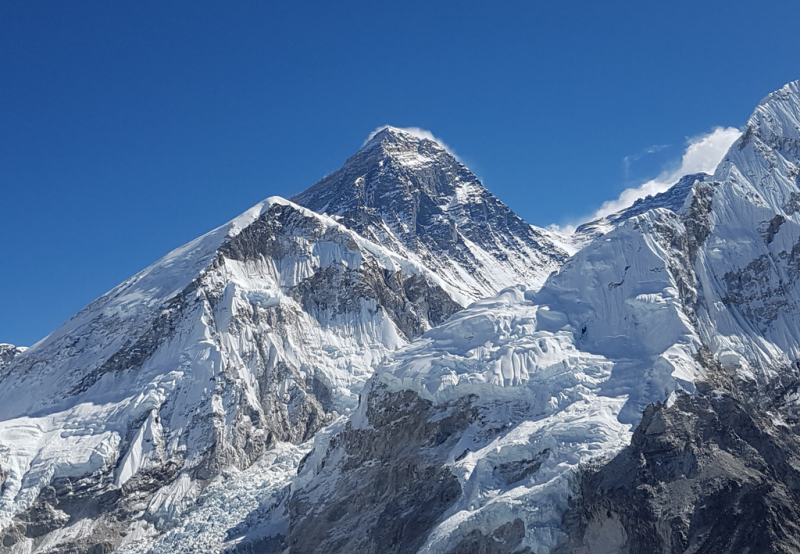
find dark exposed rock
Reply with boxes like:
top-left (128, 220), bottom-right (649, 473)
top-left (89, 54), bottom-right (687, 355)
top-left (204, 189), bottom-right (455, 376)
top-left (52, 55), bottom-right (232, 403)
top-left (447, 518), bottom-right (530, 554)
top-left (1, 466), bottom-right (126, 553)
top-left (493, 450), bottom-right (549, 487)
top-left (719, 240), bottom-right (800, 331)
top-left (221, 201), bottom-right (462, 342)
top-left (782, 192), bottom-right (800, 215)
top-left (559, 384), bottom-right (800, 554)
top-left (738, 124), bottom-right (755, 151)
top-left (760, 214), bottom-right (786, 244)
top-left (680, 180), bottom-right (715, 262)
top-left (288, 259), bottom-right (461, 342)
top-left (291, 127), bottom-right (568, 295)
top-left (286, 386), bottom-right (477, 554)
top-left (219, 202), bottom-right (323, 263)
top-left (223, 534), bottom-right (285, 554)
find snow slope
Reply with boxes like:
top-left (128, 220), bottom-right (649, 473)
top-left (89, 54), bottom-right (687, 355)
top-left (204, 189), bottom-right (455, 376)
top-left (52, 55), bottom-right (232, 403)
top-left (0, 197), bottom-right (466, 552)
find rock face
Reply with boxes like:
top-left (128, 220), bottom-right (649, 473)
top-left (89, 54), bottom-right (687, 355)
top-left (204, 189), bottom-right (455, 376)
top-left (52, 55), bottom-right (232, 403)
top-left (292, 126), bottom-right (572, 298)
top-left (560, 378), bottom-right (800, 554)
top-left (0, 344), bottom-right (25, 370)
top-left (287, 385), bottom-right (474, 554)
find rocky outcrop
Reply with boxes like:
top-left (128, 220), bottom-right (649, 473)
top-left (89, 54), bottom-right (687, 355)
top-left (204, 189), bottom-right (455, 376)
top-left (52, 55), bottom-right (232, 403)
top-left (0, 343), bottom-right (25, 373)
top-left (560, 379), bottom-right (800, 554)
top-left (221, 201), bottom-right (462, 342)
top-left (286, 385), bottom-right (476, 554)
top-left (448, 519), bottom-right (529, 554)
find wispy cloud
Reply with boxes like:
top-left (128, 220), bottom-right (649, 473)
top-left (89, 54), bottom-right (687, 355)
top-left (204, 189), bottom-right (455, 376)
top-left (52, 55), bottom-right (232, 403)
top-left (623, 143), bottom-right (671, 179)
top-left (548, 126), bottom-right (741, 236)
top-left (593, 126), bottom-right (741, 220)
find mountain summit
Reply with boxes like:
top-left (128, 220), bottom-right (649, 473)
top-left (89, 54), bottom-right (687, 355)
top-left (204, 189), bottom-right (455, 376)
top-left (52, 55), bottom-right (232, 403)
top-left (292, 126), bottom-right (571, 299)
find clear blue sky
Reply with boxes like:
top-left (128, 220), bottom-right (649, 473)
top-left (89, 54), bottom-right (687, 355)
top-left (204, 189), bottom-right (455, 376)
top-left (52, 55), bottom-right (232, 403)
top-left (2, 1), bottom-right (800, 346)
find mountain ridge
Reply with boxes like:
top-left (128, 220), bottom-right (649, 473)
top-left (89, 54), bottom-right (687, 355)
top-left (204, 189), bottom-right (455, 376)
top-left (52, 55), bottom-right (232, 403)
top-left (282, 79), bottom-right (800, 553)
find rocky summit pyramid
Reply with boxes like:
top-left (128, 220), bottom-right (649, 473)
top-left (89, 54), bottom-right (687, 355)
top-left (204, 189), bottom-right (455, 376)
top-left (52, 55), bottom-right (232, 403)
top-left (292, 126), bottom-right (572, 298)
top-left (0, 128), bottom-right (568, 553)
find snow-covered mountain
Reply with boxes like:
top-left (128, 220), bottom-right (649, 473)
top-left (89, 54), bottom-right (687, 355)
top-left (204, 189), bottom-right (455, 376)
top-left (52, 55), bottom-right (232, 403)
top-left (5, 79), bottom-right (800, 554)
top-left (0, 199), bottom-right (467, 552)
top-left (0, 128), bottom-right (567, 553)
top-left (292, 126), bottom-right (573, 298)
top-left (283, 80), bottom-right (800, 553)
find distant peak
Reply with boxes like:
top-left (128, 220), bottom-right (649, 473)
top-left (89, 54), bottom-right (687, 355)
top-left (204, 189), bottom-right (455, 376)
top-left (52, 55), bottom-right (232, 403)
top-left (757, 79), bottom-right (800, 108)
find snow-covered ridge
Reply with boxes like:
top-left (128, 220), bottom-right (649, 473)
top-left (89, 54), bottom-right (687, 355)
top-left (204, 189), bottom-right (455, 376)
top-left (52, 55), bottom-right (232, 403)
top-left (0, 193), bottom-right (469, 551)
top-left (573, 172), bottom-right (710, 244)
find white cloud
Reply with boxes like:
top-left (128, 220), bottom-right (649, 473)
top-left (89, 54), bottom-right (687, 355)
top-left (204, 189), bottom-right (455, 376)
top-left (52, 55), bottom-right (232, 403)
top-left (365, 125), bottom-right (459, 158)
top-left (547, 222), bottom-right (577, 236)
top-left (590, 126), bottom-right (741, 221)
top-left (623, 143), bottom-right (670, 178)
